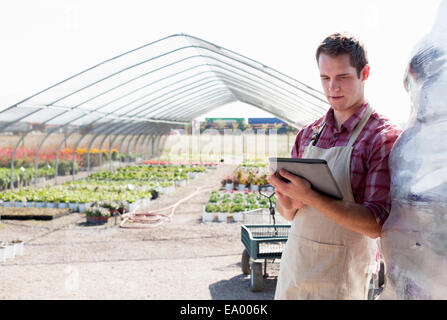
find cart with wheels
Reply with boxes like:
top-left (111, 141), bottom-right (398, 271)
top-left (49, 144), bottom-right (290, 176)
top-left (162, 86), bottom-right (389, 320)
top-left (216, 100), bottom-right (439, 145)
top-left (240, 184), bottom-right (291, 292)
top-left (241, 224), bottom-right (290, 291)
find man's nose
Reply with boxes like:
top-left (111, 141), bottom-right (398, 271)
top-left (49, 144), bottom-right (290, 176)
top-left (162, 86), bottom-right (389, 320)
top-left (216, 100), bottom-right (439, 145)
top-left (329, 79), bottom-right (340, 92)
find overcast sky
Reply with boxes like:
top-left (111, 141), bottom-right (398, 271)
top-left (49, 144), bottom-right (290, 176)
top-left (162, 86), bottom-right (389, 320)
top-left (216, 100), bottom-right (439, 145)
top-left (0, 0), bottom-right (442, 126)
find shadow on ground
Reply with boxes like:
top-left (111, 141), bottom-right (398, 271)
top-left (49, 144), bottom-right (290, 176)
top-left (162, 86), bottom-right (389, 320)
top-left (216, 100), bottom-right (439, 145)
top-left (209, 273), bottom-right (277, 300)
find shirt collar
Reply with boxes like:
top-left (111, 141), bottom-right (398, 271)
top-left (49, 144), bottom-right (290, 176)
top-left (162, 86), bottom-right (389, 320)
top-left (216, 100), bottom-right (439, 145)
top-left (324, 102), bottom-right (369, 134)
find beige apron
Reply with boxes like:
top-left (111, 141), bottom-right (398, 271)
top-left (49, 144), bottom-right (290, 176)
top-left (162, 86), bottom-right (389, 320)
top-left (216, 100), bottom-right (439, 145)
top-left (275, 105), bottom-right (378, 300)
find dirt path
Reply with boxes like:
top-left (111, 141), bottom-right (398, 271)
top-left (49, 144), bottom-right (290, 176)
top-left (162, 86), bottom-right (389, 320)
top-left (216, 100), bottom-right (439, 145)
top-left (0, 164), bottom-right (280, 300)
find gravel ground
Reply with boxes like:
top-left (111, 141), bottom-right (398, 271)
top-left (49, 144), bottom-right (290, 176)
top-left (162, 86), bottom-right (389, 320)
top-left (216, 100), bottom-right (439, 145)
top-left (0, 164), bottom-right (280, 300)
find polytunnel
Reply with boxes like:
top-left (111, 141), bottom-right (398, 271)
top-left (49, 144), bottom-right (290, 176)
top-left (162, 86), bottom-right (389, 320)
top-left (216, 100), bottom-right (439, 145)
top-left (0, 33), bottom-right (329, 189)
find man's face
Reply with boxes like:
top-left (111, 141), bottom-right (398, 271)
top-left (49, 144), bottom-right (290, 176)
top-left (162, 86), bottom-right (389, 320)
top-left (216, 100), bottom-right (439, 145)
top-left (318, 53), bottom-right (368, 114)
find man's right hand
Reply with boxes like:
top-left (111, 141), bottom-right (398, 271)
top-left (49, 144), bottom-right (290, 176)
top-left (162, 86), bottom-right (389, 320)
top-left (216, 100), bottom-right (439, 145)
top-left (268, 170), bottom-right (306, 221)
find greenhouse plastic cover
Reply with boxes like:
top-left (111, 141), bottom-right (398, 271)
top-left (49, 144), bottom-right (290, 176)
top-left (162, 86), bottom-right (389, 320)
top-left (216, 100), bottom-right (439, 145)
top-left (380, 0), bottom-right (447, 299)
top-left (0, 34), bottom-right (328, 138)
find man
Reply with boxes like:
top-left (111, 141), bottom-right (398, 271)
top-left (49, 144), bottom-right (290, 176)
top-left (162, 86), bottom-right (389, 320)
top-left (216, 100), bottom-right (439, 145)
top-left (268, 32), bottom-right (402, 300)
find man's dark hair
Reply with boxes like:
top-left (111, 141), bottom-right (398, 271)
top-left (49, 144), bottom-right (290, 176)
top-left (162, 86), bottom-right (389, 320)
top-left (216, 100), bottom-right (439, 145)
top-left (316, 32), bottom-right (368, 78)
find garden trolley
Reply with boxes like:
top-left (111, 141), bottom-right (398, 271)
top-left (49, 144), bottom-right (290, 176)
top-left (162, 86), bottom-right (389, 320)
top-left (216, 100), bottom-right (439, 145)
top-left (241, 224), bottom-right (290, 291)
top-left (240, 185), bottom-right (291, 292)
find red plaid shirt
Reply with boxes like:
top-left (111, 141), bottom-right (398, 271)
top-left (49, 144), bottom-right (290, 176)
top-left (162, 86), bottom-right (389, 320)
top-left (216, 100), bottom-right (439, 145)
top-left (291, 102), bottom-right (402, 227)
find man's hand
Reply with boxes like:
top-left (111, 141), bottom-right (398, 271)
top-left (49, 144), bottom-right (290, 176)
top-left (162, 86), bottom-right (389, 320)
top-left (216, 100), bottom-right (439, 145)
top-left (269, 168), bottom-right (381, 239)
top-left (268, 169), bottom-right (314, 205)
top-left (268, 169), bottom-right (310, 221)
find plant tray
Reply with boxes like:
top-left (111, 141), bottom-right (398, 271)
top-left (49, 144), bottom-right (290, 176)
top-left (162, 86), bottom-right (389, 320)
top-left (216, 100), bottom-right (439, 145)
top-left (0, 207), bottom-right (70, 220)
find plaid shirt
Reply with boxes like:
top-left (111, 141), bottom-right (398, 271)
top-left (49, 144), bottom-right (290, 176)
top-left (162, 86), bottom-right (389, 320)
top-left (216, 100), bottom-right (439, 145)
top-left (291, 102), bottom-right (402, 227)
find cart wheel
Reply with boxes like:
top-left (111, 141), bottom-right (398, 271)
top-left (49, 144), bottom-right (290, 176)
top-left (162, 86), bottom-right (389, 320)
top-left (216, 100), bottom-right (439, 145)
top-left (250, 262), bottom-right (263, 292)
top-left (241, 250), bottom-right (250, 275)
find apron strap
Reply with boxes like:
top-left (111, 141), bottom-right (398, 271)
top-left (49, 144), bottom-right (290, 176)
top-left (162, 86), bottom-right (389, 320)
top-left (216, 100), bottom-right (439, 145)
top-left (347, 104), bottom-right (374, 147)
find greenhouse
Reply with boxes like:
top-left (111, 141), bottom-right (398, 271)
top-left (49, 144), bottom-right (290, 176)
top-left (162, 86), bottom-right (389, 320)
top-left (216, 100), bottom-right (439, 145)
top-left (2, 0), bottom-right (447, 304)
top-left (0, 33), bottom-right (332, 299)
top-left (0, 33), bottom-right (328, 190)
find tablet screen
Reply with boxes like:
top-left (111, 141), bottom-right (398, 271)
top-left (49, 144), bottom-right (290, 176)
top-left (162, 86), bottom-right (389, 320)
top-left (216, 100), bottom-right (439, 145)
top-left (269, 157), bottom-right (343, 200)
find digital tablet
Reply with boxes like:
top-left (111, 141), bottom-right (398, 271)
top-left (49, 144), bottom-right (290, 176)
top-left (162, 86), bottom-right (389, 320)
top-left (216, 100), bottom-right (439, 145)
top-left (269, 157), bottom-right (343, 200)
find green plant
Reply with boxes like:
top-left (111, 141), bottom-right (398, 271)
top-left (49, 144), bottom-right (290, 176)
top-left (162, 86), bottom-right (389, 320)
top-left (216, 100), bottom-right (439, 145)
top-left (85, 206), bottom-right (110, 217)
top-left (230, 203), bottom-right (245, 213)
top-left (208, 192), bottom-right (220, 203)
top-left (205, 203), bottom-right (218, 213)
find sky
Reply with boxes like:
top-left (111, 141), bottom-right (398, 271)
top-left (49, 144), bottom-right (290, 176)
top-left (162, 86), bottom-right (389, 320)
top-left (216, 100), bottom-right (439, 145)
top-left (0, 0), bottom-right (442, 127)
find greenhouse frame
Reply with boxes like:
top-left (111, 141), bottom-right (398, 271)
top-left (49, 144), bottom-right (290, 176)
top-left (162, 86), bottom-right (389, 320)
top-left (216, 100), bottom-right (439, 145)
top-left (0, 33), bottom-right (329, 189)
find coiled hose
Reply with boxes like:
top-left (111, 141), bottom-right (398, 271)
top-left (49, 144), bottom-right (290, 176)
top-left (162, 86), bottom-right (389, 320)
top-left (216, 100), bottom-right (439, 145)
top-left (117, 186), bottom-right (215, 229)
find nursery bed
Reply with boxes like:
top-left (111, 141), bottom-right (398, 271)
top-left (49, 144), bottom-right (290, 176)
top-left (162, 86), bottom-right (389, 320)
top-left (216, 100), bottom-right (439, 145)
top-left (0, 207), bottom-right (70, 220)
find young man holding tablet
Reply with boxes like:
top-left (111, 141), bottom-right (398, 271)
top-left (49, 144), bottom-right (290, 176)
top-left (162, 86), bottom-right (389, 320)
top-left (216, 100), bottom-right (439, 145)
top-left (268, 33), bottom-right (402, 300)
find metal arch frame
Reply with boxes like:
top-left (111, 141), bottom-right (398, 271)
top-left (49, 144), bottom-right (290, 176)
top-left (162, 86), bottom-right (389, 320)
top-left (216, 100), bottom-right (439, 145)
top-left (124, 123), bottom-right (161, 164)
top-left (4, 46), bottom-right (324, 160)
top-left (149, 88), bottom-right (234, 120)
top-left (121, 78), bottom-right (233, 118)
top-left (122, 57), bottom-right (326, 120)
top-left (155, 72), bottom-right (316, 121)
top-left (164, 95), bottom-right (235, 124)
top-left (140, 133), bottom-right (154, 161)
top-left (8, 71), bottom-right (230, 186)
top-left (2, 33), bottom-right (332, 188)
top-left (132, 129), bottom-right (151, 160)
top-left (125, 125), bottom-right (165, 163)
top-left (146, 133), bottom-right (159, 159)
top-left (86, 121), bottom-right (130, 173)
top-left (107, 124), bottom-right (152, 169)
top-left (174, 80), bottom-right (307, 123)
top-left (115, 124), bottom-right (161, 166)
top-left (0, 32), bottom-right (325, 120)
top-left (150, 133), bottom-right (163, 159)
top-left (114, 59), bottom-right (322, 121)
top-left (58, 121), bottom-right (125, 183)
top-left (154, 132), bottom-right (169, 159)
top-left (97, 121), bottom-right (150, 168)
top-left (0, 34), bottom-right (181, 117)
top-left (52, 120), bottom-right (121, 183)
top-left (125, 134), bottom-right (138, 164)
top-left (0, 45), bottom-right (202, 133)
top-left (69, 121), bottom-right (116, 179)
top-left (11, 100), bottom-right (177, 188)
top-left (0, 39), bottom-right (326, 134)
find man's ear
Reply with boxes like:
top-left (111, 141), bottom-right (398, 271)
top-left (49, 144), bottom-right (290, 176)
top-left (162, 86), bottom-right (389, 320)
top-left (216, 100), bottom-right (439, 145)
top-left (361, 65), bottom-right (370, 81)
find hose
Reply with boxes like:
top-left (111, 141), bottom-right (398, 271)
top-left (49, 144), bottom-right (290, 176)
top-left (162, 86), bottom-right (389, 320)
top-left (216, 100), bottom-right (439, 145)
top-left (118, 186), bottom-right (215, 229)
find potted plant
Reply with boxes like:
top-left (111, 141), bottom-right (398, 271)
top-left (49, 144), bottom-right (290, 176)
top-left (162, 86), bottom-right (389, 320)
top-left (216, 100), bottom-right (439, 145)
top-left (44, 193), bottom-right (55, 208)
top-left (0, 244), bottom-right (6, 262)
top-left (221, 176), bottom-right (234, 191)
top-left (4, 241), bottom-right (15, 259)
top-left (11, 239), bottom-right (24, 256)
top-left (68, 194), bottom-right (78, 211)
top-left (203, 203), bottom-right (217, 222)
top-left (85, 206), bottom-right (110, 224)
top-left (15, 196), bottom-right (26, 208)
top-left (217, 203), bottom-right (230, 222)
top-left (103, 200), bottom-right (120, 216)
top-left (25, 195), bottom-right (34, 208)
top-left (116, 200), bottom-right (127, 215)
top-left (208, 191), bottom-right (220, 203)
top-left (250, 176), bottom-right (260, 192)
top-left (238, 177), bottom-right (248, 191)
top-left (230, 202), bottom-right (245, 222)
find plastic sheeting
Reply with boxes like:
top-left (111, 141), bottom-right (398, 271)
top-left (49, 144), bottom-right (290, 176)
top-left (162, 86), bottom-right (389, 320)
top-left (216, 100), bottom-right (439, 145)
top-left (380, 0), bottom-right (447, 299)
